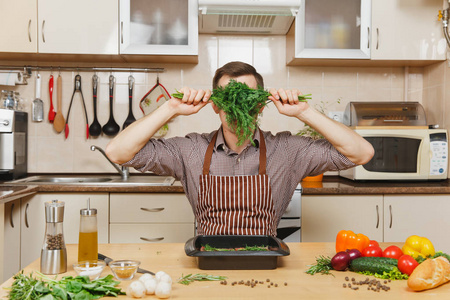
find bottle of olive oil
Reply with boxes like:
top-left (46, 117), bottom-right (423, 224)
top-left (78, 199), bottom-right (98, 262)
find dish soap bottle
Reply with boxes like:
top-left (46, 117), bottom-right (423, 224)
top-left (40, 200), bottom-right (67, 274)
top-left (78, 198), bottom-right (98, 262)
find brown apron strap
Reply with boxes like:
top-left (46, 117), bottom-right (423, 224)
top-left (202, 129), bottom-right (267, 175)
top-left (202, 131), bottom-right (218, 175)
top-left (258, 131), bottom-right (267, 175)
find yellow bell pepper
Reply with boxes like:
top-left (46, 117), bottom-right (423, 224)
top-left (402, 235), bottom-right (435, 258)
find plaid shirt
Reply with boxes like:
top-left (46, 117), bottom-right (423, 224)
top-left (124, 127), bottom-right (355, 224)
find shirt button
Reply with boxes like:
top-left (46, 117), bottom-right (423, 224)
top-left (238, 158), bottom-right (241, 162)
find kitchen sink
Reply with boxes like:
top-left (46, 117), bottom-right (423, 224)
top-left (28, 177), bottom-right (113, 183)
top-left (8, 175), bottom-right (175, 186)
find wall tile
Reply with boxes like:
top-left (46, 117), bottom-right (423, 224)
top-left (217, 36), bottom-right (253, 67)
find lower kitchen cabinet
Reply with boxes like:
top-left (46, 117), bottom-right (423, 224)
top-left (109, 193), bottom-right (195, 243)
top-left (302, 194), bottom-right (450, 253)
top-left (383, 194), bottom-right (450, 253)
top-left (2, 193), bottom-right (109, 282)
top-left (301, 195), bottom-right (383, 243)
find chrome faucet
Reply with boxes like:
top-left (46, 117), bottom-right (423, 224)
top-left (90, 145), bottom-right (130, 180)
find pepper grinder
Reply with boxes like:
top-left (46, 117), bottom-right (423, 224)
top-left (78, 198), bottom-right (98, 262)
top-left (40, 200), bottom-right (67, 274)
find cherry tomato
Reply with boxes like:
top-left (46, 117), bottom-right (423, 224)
top-left (382, 245), bottom-right (403, 259)
top-left (398, 254), bottom-right (419, 275)
top-left (368, 240), bottom-right (379, 248)
top-left (362, 246), bottom-right (383, 257)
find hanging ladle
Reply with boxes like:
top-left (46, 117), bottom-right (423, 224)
top-left (88, 74), bottom-right (102, 137)
top-left (102, 75), bottom-right (120, 136)
top-left (122, 74), bottom-right (136, 130)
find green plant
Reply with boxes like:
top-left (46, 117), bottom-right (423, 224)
top-left (297, 98), bottom-right (341, 140)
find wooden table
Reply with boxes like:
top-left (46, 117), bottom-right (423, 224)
top-left (0, 243), bottom-right (448, 299)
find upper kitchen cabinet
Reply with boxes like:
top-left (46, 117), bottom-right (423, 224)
top-left (119, 0), bottom-right (198, 63)
top-left (287, 0), bottom-right (371, 61)
top-left (37, 0), bottom-right (119, 55)
top-left (0, 0), bottom-right (38, 53)
top-left (287, 0), bottom-right (446, 66)
top-left (370, 0), bottom-right (446, 61)
top-left (0, 0), bottom-right (118, 55)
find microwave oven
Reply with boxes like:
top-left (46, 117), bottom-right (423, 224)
top-left (339, 128), bottom-right (448, 181)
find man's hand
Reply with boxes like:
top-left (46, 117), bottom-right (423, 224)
top-left (169, 87), bottom-right (211, 116)
top-left (268, 88), bottom-right (310, 118)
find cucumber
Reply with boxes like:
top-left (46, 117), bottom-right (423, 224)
top-left (350, 257), bottom-right (398, 274)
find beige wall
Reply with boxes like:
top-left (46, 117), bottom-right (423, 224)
top-left (3, 34), bottom-right (429, 174)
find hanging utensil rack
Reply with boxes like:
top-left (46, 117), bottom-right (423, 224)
top-left (0, 65), bottom-right (164, 85)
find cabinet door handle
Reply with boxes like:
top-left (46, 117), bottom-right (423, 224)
top-left (140, 207), bottom-right (165, 212)
top-left (367, 27), bottom-right (370, 48)
top-left (375, 204), bottom-right (379, 228)
top-left (140, 237), bottom-right (164, 242)
top-left (42, 20), bottom-right (45, 43)
top-left (389, 204), bottom-right (393, 228)
top-left (376, 28), bottom-right (379, 50)
top-left (10, 203), bottom-right (14, 228)
top-left (28, 19), bottom-right (32, 42)
top-left (121, 22), bottom-right (123, 44)
top-left (25, 203), bottom-right (29, 228)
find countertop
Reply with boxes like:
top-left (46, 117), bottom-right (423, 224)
top-left (3, 175), bottom-right (450, 204)
top-left (0, 242), bottom-right (446, 299)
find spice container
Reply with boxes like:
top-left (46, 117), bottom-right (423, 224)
top-left (78, 199), bottom-right (98, 262)
top-left (40, 200), bottom-right (67, 274)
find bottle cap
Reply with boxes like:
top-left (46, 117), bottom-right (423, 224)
top-left (80, 198), bottom-right (97, 216)
top-left (45, 200), bottom-right (65, 223)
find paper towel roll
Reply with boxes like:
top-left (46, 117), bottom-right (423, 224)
top-left (0, 71), bottom-right (24, 86)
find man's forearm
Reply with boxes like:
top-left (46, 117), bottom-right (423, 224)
top-left (105, 102), bottom-right (175, 164)
top-left (297, 107), bottom-right (374, 164)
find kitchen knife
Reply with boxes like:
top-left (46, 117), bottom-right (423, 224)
top-left (98, 253), bottom-right (155, 275)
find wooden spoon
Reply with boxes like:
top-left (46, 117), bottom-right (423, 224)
top-left (53, 75), bottom-right (65, 133)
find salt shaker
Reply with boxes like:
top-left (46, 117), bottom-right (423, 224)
top-left (40, 200), bottom-right (67, 274)
top-left (78, 199), bottom-right (98, 262)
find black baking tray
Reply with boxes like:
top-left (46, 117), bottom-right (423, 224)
top-left (184, 235), bottom-right (290, 270)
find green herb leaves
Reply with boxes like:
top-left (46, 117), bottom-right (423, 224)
top-left (7, 271), bottom-right (124, 300)
top-left (305, 255), bottom-right (334, 276)
top-left (177, 273), bottom-right (228, 285)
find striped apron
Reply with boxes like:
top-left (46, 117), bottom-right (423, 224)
top-left (196, 131), bottom-right (276, 236)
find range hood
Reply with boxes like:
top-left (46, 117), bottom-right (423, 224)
top-left (198, 0), bottom-right (301, 35)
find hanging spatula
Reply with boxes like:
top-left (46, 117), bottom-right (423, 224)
top-left (32, 73), bottom-right (44, 122)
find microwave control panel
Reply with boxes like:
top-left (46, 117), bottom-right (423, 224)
top-left (429, 131), bottom-right (448, 176)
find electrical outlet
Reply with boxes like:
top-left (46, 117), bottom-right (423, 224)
top-left (328, 111), bottom-right (344, 123)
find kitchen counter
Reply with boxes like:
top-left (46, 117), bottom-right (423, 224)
top-left (0, 242), bottom-right (447, 299)
top-left (3, 175), bottom-right (450, 204)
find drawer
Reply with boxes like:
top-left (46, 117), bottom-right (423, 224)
top-left (110, 193), bottom-right (194, 223)
top-left (110, 224), bottom-right (195, 243)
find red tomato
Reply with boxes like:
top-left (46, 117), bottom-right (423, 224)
top-left (361, 246), bottom-right (383, 257)
top-left (398, 254), bottom-right (419, 275)
top-left (368, 240), bottom-right (379, 248)
top-left (382, 245), bottom-right (403, 259)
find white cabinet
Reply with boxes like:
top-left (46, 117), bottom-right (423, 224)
top-left (0, 0), bottom-right (38, 53)
top-left (287, 0), bottom-right (446, 64)
top-left (109, 193), bottom-right (195, 243)
top-left (0, 0), bottom-right (118, 55)
top-left (2, 193), bottom-right (109, 282)
top-left (301, 195), bottom-right (383, 242)
top-left (383, 195), bottom-right (450, 253)
top-left (2, 200), bottom-right (21, 282)
top-left (370, 0), bottom-right (446, 61)
top-left (37, 0), bottom-right (119, 54)
top-left (289, 0), bottom-right (371, 60)
top-left (302, 194), bottom-right (450, 253)
top-left (119, 0), bottom-right (198, 55)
